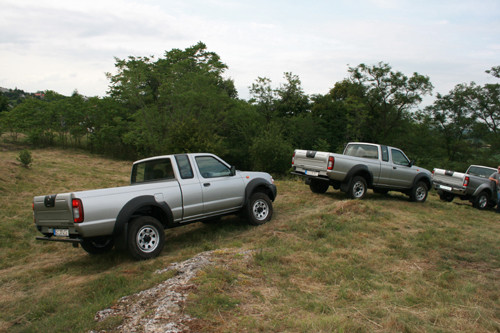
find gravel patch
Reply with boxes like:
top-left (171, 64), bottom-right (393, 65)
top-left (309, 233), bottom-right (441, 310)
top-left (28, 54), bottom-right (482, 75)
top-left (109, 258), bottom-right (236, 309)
top-left (92, 249), bottom-right (252, 332)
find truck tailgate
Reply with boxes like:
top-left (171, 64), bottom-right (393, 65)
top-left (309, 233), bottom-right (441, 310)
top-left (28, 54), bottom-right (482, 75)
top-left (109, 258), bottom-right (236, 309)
top-left (432, 169), bottom-right (465, 188)
top-left (33, 193), bottom-right (74, 227)
top-left (293, 150), bottom-right (331, 171)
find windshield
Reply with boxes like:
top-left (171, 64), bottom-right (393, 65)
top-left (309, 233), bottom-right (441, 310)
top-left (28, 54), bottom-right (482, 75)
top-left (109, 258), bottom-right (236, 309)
top-left (131, 158), bottom-right (175, 184)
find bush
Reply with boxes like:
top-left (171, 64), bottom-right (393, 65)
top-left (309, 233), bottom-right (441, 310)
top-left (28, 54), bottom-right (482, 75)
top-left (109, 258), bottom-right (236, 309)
top-left (17, 149), bottom-right (33, 168)
top-left (250, 123), bottom-right (293, 174)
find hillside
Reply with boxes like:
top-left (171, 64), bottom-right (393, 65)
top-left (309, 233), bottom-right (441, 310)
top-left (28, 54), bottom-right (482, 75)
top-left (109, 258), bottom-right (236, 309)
top-left (0, 142), bottom-right (498, 332)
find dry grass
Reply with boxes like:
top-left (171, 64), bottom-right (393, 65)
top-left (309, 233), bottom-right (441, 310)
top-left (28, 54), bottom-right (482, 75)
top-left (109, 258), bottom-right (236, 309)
top-left (0, 140), bottom-right (499, 332)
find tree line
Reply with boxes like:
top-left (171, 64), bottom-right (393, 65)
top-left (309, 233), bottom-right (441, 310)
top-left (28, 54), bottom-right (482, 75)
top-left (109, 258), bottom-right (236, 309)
top-left (1, 42), bottom-right (499, 174)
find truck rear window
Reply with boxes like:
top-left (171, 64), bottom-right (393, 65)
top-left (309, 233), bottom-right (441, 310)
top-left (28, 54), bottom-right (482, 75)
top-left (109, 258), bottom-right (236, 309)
top-left (344, 144), bottom-right (379, 159)
top-left (131, 158), bottom-right (175, 184)
top-left (468, 166), bottom-right (496, 178)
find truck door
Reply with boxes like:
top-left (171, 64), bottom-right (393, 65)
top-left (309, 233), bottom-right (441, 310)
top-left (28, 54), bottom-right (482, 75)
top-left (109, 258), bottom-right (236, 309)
top-left (377, 145), bottom-right (393, 186)
top-left (194, 156), bottom-right (245, 214)
top-left (174, 155), bottom-right (204, 219)
top-left (387, 148), bottom-right (416, 188)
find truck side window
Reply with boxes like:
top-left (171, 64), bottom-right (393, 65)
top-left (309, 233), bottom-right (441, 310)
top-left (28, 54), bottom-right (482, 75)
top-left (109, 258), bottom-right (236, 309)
top-left (381, 146), bottom-right (389, 162)
top-left (391, 149), bottom-right (410, 166)
top-left (196, 156), bottom-right (231, 178)
top-left (175, 155), bottom-right (194, 179)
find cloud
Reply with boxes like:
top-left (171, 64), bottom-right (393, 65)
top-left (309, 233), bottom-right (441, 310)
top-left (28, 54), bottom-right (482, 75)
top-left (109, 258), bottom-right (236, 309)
top-left (0, 0), bottom-right (498, 100)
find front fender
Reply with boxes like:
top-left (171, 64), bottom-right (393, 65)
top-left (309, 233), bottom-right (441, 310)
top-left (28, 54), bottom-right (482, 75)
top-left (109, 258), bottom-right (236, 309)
top-left (412, 173), bottom-right (432, 189)
top-left (244, 178), bottom-right (277, 205)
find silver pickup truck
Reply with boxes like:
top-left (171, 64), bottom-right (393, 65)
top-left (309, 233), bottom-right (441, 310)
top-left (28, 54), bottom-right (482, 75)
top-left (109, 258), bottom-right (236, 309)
top-left (33, 153), bottom-right (277, 260)
top-left (432, 165), bottom-right (497, 210)
top-left (291, 142), bottom-right (432, 202)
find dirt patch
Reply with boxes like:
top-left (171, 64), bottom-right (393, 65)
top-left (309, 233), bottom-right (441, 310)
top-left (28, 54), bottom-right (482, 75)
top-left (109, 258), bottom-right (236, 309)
top-left (92, 249), bottom-right (253, 333)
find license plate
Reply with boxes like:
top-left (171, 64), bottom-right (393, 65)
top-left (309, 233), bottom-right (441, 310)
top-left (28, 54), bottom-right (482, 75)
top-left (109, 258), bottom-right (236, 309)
top-left (305, 170), bottom-right (319, 177)
top-left (53, 229), bottom-right (69, 237)
top-left (439, 185), bottom-right (452, 191)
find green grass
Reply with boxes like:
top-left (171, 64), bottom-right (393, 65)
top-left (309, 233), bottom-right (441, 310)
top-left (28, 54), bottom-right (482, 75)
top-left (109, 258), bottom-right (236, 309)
top-left (0, 139), bottom-right (499, 332)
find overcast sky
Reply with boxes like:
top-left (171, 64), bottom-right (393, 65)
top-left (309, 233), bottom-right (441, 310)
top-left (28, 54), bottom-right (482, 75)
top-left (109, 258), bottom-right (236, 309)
top-left (1, 0), bottom-right (499, 102)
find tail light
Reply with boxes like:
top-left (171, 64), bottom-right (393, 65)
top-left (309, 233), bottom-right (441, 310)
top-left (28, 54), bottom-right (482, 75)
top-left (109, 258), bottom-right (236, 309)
top-left (72, 199), bottom-right (84, 223)
top-left (327, 156), bottom-right (335, 170)
top-left (463, 176), bottom-right (470, 187)
top-left (292, 152), bottom-right (295, 165)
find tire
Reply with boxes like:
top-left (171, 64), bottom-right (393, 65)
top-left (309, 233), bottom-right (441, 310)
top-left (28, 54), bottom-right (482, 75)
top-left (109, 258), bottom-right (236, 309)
top-left (309, 179), bottom-right (329, 194)
top-left (473, 191), bottom-right (489, 210)
top-left (127, 216), bottom-right (165, 260)
top-left (247, 192), bottom-right (273, 226)
top-left (347, 176), bottom-right (367, 199)
top-left (81, 236), bottom-right (114, 255)
top-left (409, 181), bottom-right (428, 203)
top-left (439, 192), bottom-right (455, 202)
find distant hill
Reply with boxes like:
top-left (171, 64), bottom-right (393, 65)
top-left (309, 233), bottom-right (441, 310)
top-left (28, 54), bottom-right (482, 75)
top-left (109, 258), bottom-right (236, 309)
top-left (0, 87), bottom-right (46, 110)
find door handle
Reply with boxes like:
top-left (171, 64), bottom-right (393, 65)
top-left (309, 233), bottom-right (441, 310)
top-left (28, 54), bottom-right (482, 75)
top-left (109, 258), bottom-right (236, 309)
top-left (393, 167), bottom-right (397, 169)
top-left (203, 183), bottom-right (211, 187)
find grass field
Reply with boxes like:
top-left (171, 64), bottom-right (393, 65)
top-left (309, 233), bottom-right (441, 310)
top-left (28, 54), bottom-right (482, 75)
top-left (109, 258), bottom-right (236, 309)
top-left (0, 141), bottom-right (499, 332)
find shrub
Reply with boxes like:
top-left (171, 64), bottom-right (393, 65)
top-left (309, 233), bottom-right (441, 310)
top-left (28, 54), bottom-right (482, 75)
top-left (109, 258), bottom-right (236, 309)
top-left (17, 149), bottom-right (33, 168)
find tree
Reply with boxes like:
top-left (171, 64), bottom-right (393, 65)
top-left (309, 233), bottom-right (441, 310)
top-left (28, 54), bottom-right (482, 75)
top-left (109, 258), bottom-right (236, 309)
top-left (0, 93), bottom-right (9, 113)
top-left (424, 83), bottom-right (478, 165)
top-left (249, 77), bottom-right (276, 123)
top-left (249, 122), bottom-right (293, 174)
top-left (275, 72), bottom-right (310, 117)
top-left (347, 62), bottom-right (433, 143)
top-left (107, 42), bottom-right (238, 157)
top-left (326, 79), bottom-right (368, 144)
top-left (473, 67), bottom-right (499, 138)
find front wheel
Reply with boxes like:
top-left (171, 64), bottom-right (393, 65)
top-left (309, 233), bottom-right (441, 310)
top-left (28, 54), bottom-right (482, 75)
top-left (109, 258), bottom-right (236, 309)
top-left (81, 236), bottom-right (114, 255)
top-left (473, 191), bottom-right (489, 210)
top-left (409, 181), bottom-right (428, 203)
top-left (247, 192), bottom-right (273, 226)
top-left (347, 176), bottom-right (367, 199)
top-left (127, 216), bottom-right (165, 260)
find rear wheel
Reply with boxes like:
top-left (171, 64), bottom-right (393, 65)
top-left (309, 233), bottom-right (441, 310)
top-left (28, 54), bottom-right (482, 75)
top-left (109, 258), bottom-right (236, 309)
top-left (473, 191), bottom-right (489, 210)
top-left (347, 176), bottom-right (367, 199)
top-left (127, 216), bottom-right (165, 260)
top-left (439, 192), bottom-right (455, 202)
top-left (410, 181), bottom-right (428, 202)
top-left (247, 192), bottom-right (273, 226)
top-left (309, 179), bottom-right (329, 194)
top-left (81, 236), bottom-right (114, 255)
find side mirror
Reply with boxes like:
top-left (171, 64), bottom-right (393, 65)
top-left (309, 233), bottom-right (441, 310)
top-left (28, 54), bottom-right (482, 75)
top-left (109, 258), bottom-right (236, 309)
top-left (230, 165), bottom-right (236, 176)
top-left (409, 160), bottom-right (415, 167)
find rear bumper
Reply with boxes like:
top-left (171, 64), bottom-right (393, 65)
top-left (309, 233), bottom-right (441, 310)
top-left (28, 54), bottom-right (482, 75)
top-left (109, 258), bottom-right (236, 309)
top-left (36, 236), bottom-right (82, 244)
top-left (433, 182), bottom-right (466, 195)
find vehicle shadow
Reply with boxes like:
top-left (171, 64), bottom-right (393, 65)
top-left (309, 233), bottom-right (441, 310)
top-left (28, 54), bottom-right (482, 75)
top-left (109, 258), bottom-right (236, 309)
top-left (321, 189), bottom-right (411, 203)
top-left (53, 215), bottom-right (252, 271)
